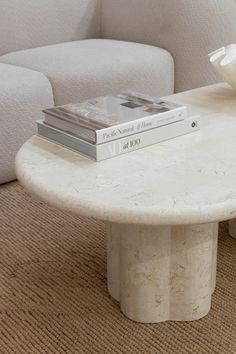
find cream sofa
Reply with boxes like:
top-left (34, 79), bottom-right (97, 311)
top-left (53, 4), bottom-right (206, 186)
top-left (1, 0), bottom-right (236, 184)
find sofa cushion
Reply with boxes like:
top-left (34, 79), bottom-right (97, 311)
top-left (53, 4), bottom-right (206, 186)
top-left (0, 63), bottom-right (54, 184)
top-left (0, 39), bottom-right (174, 105)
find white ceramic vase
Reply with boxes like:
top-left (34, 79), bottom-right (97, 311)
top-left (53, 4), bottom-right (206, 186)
top-left (209, 44), bottom-right (236, 90)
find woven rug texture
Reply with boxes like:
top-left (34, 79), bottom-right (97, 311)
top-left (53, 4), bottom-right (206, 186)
top-left (0, 182), bottom-right (236, 354)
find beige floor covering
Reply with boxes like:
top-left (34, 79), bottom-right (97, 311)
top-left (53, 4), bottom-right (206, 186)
top-left (0, 182), bottom-right (236, 354)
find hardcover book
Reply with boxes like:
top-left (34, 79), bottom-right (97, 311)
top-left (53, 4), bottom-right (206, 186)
top-left (43, 92), bottom-right (187, 144)
top-left (37, 116), bottom-right (200, 161)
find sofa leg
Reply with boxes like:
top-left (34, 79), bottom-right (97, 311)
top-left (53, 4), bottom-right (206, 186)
top-left (229, 219), bottom-right (236, 239)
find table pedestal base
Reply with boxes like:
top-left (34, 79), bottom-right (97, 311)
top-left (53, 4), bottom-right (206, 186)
top-left (229, 219), bottom-right (236, 239)
top-left (106, 222), bottom-right (218, 323)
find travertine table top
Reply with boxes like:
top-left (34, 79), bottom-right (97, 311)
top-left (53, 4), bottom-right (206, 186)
top-left (16, 83), bottom-right (236, 225)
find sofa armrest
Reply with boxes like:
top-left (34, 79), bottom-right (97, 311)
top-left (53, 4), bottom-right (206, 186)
top-left (0, 63), bottom-right (54, 184)
top-left (101, 0), bottom-right (236, 92)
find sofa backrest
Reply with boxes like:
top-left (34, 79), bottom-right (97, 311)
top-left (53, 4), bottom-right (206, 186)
top-left (0, 0), bottom-right (100, 56)
top-left (101, 0), bottom-right (236, 92)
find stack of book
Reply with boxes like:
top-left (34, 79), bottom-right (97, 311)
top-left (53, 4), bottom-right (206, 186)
top-left (37, 92), bottom-right (200, 161)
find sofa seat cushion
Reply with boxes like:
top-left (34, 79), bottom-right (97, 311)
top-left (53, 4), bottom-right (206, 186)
top-left (0, 39), bottom-right (174, 105)
top-left (0, 63), bottom-right (54, 184)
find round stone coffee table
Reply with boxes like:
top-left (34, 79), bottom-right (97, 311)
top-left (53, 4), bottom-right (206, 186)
top-left (16, 83), bottom-right (236, 323)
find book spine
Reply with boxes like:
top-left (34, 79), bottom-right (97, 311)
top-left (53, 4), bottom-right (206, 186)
top-left (95, 117), bottom-right (200, 161)
top-left (96, 106), bottom-right (187, 144)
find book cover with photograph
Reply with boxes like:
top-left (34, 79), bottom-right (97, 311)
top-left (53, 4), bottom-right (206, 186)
top-left (43, 92), bottom-right (187, 144)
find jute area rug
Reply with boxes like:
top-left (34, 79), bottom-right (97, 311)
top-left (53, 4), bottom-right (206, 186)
top-left (0, 182), bottom-right (236, 354)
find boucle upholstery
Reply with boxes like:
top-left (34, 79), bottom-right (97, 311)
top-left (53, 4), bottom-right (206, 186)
top-left (0, 64), bottom-right (54, 184)
top-left (0, 0), bottom-right (100, 56)
top-left (101, 0), bottom-right (236, 92)
top-left (1, 0), bottom-right (236, 185)
top-left (1, 39), bottom-right (174, 105)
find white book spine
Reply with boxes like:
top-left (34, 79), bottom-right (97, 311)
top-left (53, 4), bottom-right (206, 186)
top-left (95, 116), bottom-right (200, 160)
top-left (37, 117), bottom-right (200, 162)
top-left (96, 106), bottom-right (187, 144)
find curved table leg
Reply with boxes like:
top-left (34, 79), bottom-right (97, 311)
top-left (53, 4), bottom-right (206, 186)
top-left (229, 219), bottom-right (236, 239)
top-left (106, 222), bottom-right (218, 323)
